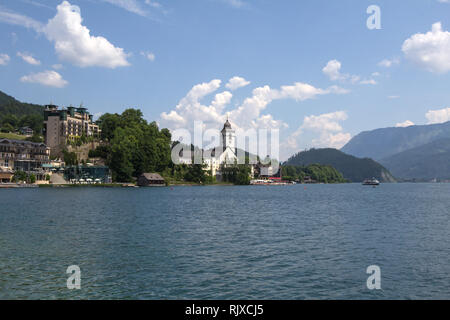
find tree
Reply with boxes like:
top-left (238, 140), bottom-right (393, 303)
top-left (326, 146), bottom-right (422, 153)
top-left (1, 123), bottom-right (14, 133)
top-left (13, 171), bottom-right (27, 182)
top-left (1, 114), bottom-right (18, 128)
top-left (221, 164), bottom-right (252, 185)
top-left (184, 164), bottom-right (207, 183)
top-left (98, 113), bottom-right (120, 141)
top-left (63, 150), bottom-right (78, 166)
top-left (108, 127), bottom-right (138, 182)
top-left (18, 114), bottom-right (43, 133)
top-left (281, 164), bottom-right (345, 183)
top-left (96, 109), bottom-right (173, 182)
top-left (25, 134), bottom-right (44, 143)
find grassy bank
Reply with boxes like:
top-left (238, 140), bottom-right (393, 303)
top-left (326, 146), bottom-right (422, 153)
top-left (0, 133), bottom-right (26, 140)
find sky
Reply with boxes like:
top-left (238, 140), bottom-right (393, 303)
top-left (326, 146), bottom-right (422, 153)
top-left (1, 0), bottom-right (450, 159)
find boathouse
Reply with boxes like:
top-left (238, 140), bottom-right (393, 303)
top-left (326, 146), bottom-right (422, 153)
top-left (137, 173), bottom-right (165, 187)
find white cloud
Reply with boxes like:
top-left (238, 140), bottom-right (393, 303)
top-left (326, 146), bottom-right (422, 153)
top-left (228, 82), bottom-right (347, 130)
top-left (323, 59), bottom-right (376, 85)
top-left (145, 0), bottom-right (162, 8)
top-left (161, 79), bottom-right (228, 128)
top-left (283, 111), bottom-right (352, 156)
top-left (388, 95), bottom-right (400, 99)
top-left (17, 52), bottom-right (41, 65)
top-left (301, 111), bottom-right (348, 133)
top-left (93, 112), bottom-right (104, 120)
top-left (225, 76), bottom-right (250, 90)
top-left (20, 70), bottom-right (68, 88)
top-left (160, 77), bottom-right (349, 147)
top-left (101, 0), bottom-right (147, 16)
top-left (323, 60), bottom-right (347, 81)
top-left (0, 54), bottom-right (10, 66)
top-left (360, 79), bottom-right (377, 85)
top-left (425, 107), bottom-right (450, 124)
top-left (161, 77), bottom-right (350, 160)
top-left (396, 120), bottom-right (414, 127)
top-left (52, 64), bottom-right (63, 70)
top-left (402, 22), bottom-right (450, 73)
top-left (378, 58), bottom-right (400, 68)
top-left (0, 6), bottom-right (43, 31)
top-left (102, 0), bottom-right (163, 15)
top-left (44, 1), bottom-right (130, 68)
top-left (141, 51), bottom-right (155, 62)
top-left (223, 0), bottom-right (245, 8)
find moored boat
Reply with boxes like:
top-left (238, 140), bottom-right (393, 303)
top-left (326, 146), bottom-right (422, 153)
top-left (362, 178), bottom-right (380, 186)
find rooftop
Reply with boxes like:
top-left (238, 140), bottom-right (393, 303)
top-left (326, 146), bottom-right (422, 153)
top-left (0, 138), bottom-right (47, 148)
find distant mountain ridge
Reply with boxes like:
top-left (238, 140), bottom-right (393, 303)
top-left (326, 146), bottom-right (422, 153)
top-left (0, 90), bottom-right (45, 119)
top-left (341, 122), bottom-right (450, 161)
top-left (284, 148), bottom-right (395, 182)
top-left (379, 138), bottom-right (450, 181)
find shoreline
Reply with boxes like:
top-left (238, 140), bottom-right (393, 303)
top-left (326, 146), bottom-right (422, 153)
top-left (1, 181), bottom-right (448, 189)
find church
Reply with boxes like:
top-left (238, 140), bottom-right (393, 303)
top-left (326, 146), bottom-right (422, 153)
top-left (203, 119), bottom-right (238, 178)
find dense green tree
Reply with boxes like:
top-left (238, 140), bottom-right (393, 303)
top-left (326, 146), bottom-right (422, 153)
top-left (1, 123), bottom-right (14, 133)
top-left (63, 150), bottom-right (78, 166)
top-left (89, 144), bottom-right (110, 158)
top-left (1, 114), bottom-right (19, 128)
top-left (285, 148), bottom-right (394, 182)
top-left (96, 109), bottom-right (173, 182)
top-left (221, 164), bottom-right (252, 185)
top-left (98, 113), bottom-right (120, 141)
top-left (18, 114), bottom-right (43, 133)
top-left (13, 171), bottom-right (27, 182)
top-left (281, 164), bottom-right (346, 183)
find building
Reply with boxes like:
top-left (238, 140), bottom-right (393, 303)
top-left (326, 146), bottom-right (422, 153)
top-left (0, 139), bottom-right (50, 181)
top-left (43, 105), bottom-right (101, 153)
top-left (19, 127), bottom-right (34, 136)
top-left (203, 119), bottom-right (239, 178)
top-left (64, 165), bottom-right (112, 184)
top-left (137, 173), bottom-right (165, 187)
top-left (174, 120), bottom-right (257, 180)
top-left (0, 139), bottom-right (50, 172)
top-left (0, 167), bottom-right (13, 183)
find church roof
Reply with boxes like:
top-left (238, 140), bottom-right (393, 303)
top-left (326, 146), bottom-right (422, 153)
top-left (222, 119), bottom-right (232, 130)
top-left (140, 173), bottom-right (165, 181)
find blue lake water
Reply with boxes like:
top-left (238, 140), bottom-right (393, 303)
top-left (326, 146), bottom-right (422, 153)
top-left (0, 183), bottom-right (449, 299)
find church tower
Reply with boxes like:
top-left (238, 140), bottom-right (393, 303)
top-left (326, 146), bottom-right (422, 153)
top-left (221, 119), bottom-right (236, 151)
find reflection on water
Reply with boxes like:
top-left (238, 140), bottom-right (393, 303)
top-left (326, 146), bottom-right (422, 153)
top-left (0, 184), bottom-right (449, 299)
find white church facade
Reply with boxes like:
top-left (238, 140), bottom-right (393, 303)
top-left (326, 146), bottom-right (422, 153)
top-left (203, 119), bottom-right (240, 178)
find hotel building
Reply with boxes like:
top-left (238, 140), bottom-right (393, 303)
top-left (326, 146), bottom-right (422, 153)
top-left (43, 105), bottom-right (101, 153)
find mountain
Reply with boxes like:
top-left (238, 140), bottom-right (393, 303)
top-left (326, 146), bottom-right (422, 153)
top-left (341, 122), bottom-right (450, 160)
top-left (379, 138), bottom-right (450, 181)
top-left (284, 148), bottom-right (396, 182)
top-left (0, 90), bottom-right (45, 119)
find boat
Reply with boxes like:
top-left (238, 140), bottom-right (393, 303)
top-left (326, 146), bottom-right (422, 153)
top-left (362, 178), bottom-right (380, 186)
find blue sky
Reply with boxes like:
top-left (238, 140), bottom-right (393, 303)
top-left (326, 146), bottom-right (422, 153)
top-left (1, 0), bottom-right (450, 159)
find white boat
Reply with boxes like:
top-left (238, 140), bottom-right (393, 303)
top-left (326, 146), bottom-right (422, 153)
top-left (363, 178), bottom-right (380, 186)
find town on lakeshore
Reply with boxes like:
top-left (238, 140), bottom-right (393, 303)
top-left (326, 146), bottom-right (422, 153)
top-left (2, 93), bottom-right (450, 187)
top-left (0, 102), bottom-right (318, 188)
top-left (3, 91), bottom-right (450, 187)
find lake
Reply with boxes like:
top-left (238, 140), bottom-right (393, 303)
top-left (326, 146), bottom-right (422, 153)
top-left (0, 183), bottom-right (449, 299)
